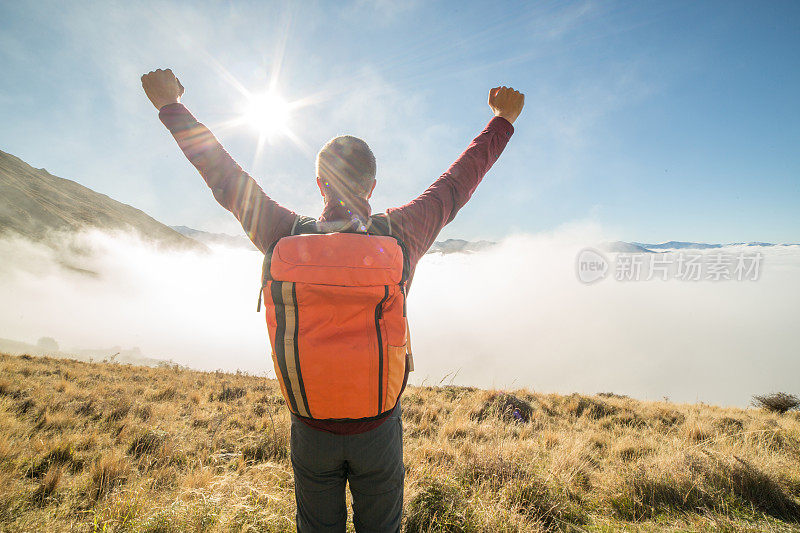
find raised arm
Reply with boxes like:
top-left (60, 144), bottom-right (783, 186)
top-left (388, 86), bottom-right (524, 264)
top-left (141, 69), bottom-right (296, 253)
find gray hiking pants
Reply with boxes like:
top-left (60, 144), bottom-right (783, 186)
top-left (290, 404), bottom-right (404, 532)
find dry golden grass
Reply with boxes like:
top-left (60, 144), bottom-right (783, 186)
top-left (1, 352), bottom-right (799, 532)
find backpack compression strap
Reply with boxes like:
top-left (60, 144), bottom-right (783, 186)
top-left (255, 212), bottom-right (414, 370)
top-left (256, 213), bottom-right (402, 311)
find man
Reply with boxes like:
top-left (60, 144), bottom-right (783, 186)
top-left (141, 68), bottom-right (523, 532)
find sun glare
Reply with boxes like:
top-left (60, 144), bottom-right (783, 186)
top-left (243, 91), bottom-right (291, 137)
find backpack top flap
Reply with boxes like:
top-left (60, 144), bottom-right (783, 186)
top-left (269, 232), bottom-right (403, 286)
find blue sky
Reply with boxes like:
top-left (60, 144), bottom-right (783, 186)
top-left (1, 0), bottom-right (798, 243)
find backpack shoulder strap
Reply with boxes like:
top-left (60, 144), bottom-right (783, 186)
top-left (291, 215), bottom-right (321, 235)
top-left (367, 212), bottom-right (392, 236)
top-left (258, 215), bottom-right (319, 312)
top-left (369, 212), bottom-right (411, 285)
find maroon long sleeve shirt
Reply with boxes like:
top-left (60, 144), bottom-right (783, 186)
top-left (159, 103), bottom-right (514, 433)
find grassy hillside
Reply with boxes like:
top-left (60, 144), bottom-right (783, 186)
top-left (0, 149), bottom-right (203, 250)
top-left (1, 353), bottom-right (798, 532)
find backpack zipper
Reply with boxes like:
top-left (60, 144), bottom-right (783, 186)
top-left (375, 285), bottom-right (389, 413)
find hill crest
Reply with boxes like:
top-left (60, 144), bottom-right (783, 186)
top-left (0, 149), bottom-right (203, 251)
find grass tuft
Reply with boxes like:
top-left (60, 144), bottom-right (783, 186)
top-left (128, 429), bottom-right (167, 458)
top-left (752, 392), bottom-right (800, 414)
top-left (149, 385), bottom-right (178, 402)
top-left (564, 394), bottom-right (616, 419)
top-left (87, 453), bottom-right (129, 502)
top-left (105, 399), bottom-right (131, 421)
top-left (214, 384), bottom-right (247, 402)
top-left (405, 478), bottom-right (476, 533)
top-left (16, 397), bottom-right (35, 415)
top-left (502, 478), bottom-right (586, 531)
top-left (472, 392), bottom-right (534, 423)
top-left (30, 465), bottom-right (62, 505)
top-left (26, 442), bottom-right (74, 479)
top-left (241, 430), bottom-right (289, 463)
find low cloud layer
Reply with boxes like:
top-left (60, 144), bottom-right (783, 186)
top-left (1, 227), bottom-right (798, 407)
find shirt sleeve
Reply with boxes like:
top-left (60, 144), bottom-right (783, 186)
top-left (387, 116), bottom-right (514, 265)
top-left (158, 103), bottom-right (297, 254)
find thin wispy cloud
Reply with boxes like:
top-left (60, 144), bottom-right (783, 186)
top-left (3, 1), bottom-right (796, 241)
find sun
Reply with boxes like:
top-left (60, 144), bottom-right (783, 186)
top-left (243, 91), bottom-right (291, 137)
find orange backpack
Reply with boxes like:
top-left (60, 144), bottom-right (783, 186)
top-left (257, 214), bottom-right (413, 421)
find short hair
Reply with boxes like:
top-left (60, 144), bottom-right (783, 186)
top-left (316, 135), bottom-right (376, 199)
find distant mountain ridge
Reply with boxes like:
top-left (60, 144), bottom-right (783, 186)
top-left (601, 241), bottom-right (656, 254)
top-left (171, 227), bottom-right (499, 255)
top-left (0, 149), bottom-right (203, 250)
top-left (171, 225), bottom-right (257, 250)
top-left (633, 241), bottom-right (723, 250)
top-left (171, 225), bottom-right (798, 256)
top-left (427, 239), bottom-right (496, 254)
top-left (629, 241), bottom-right (798, 251)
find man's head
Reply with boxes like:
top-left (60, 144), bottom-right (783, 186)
top-left (316, 135), bottom-right (376, 202)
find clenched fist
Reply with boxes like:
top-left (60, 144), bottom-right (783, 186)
top-left (488, 86), bottom-right (524, 125)
top-left (141, 68), bottom-right (184, 110)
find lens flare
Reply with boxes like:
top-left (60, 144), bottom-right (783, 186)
top-left (243, 91), bottom-right (291, 136)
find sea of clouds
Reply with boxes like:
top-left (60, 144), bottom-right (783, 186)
top-left (1, 226), bottom-right (798, 407)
